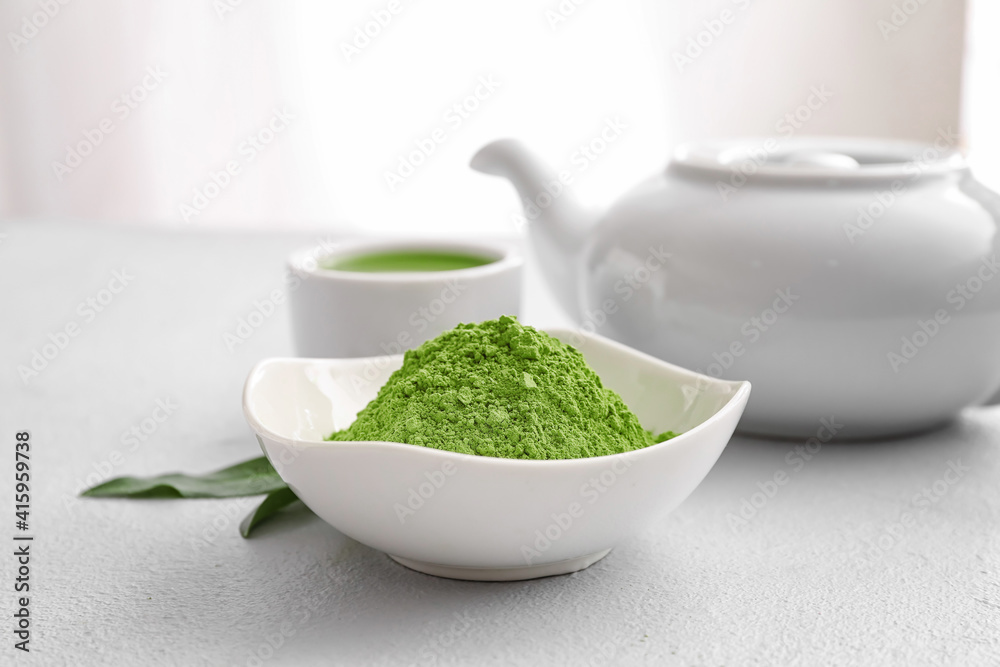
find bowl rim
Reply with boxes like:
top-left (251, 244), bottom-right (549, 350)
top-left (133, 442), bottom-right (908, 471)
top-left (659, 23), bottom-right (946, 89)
top-left (242, 328), bottom-right (751, 468)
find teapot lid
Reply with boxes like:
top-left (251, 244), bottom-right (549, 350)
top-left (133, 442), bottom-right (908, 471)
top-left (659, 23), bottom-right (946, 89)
top-left (671, 136), bottom-right (967, 183)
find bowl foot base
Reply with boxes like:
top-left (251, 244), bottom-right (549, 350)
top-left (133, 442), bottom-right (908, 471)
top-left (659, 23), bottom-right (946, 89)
top-left (388, 549), bottom-right (612, 581)
top-left (737, 417), bottom-right (954, 441)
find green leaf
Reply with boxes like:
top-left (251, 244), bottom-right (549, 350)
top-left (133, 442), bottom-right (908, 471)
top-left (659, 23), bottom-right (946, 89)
top-left (81, 456), bottom-right (287, 499)
top-left (239, 487), bottom-right (301, 538)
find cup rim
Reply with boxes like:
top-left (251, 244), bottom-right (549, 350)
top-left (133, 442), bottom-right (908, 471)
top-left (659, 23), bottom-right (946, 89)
top-left (287, 237), bottom-right (523, 283)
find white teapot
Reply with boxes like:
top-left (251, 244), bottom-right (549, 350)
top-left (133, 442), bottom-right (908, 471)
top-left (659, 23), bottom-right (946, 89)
top-left (471, 137), bottom-right (1000, 439)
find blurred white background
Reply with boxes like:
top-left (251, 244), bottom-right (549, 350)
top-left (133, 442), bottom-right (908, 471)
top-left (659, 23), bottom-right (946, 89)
top-left (0, 0), bottom-right (994, 235)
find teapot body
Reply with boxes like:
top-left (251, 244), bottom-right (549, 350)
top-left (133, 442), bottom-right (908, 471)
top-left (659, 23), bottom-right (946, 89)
top-left (579, 140), bottom-right (1000, 438)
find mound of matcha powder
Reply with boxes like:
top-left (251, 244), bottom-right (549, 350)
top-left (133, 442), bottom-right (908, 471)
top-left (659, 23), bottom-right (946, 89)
top-left (327, 316), bottom-right (676, 459)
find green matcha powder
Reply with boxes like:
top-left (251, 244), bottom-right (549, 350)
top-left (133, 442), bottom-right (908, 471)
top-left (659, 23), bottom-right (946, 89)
top-left (327, 316), bottom-right (676, 459)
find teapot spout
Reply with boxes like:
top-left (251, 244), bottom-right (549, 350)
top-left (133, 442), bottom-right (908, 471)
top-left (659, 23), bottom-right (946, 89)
top-left (471, 139), bottom-right (599, 320)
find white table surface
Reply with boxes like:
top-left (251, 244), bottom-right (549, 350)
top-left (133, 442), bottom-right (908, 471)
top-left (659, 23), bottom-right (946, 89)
top-left (2, 220), bottom-right (999, 667)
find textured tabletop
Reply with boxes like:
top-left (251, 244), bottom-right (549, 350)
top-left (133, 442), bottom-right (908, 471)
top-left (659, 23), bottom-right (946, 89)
top-left (2, 220), bottom-right (998, 666)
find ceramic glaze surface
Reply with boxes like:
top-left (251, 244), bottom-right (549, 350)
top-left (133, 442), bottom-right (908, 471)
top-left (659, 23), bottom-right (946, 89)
top-left (472, 137), bottom-right (1000, 438)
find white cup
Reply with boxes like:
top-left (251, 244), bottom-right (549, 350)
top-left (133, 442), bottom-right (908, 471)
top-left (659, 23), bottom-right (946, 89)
top-left (287, 238), bottom-right (523, 358)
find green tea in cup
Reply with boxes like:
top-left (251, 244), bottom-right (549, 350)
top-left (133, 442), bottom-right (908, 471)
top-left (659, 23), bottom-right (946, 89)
top-left (288, 239), bottom-right (522, 357)
top-left (324, 249), bottom-right (496, 273)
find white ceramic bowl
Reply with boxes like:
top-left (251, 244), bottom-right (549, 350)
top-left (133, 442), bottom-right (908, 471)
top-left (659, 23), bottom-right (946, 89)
top-left (242, 329), bottom-right (750, 581)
